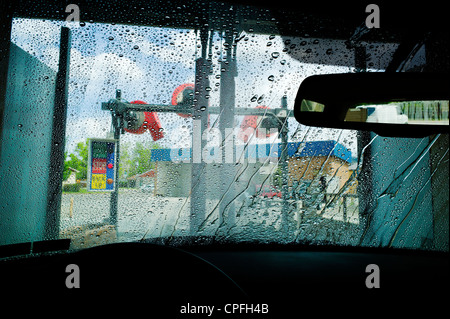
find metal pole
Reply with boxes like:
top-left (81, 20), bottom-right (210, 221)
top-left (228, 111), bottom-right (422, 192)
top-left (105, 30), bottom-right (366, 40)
top-left (109, 89), bottom-right (121, 229)
top-left (45, 27), bottom-right (71, 240)
top-left (354, 45), bottom-right (373, 238)
top-left (219, 24), bottom-right (237, 231)
top-left (190, 27), bottom-right (210, 235)
top-left (280, 95), bottom-right (291, 237)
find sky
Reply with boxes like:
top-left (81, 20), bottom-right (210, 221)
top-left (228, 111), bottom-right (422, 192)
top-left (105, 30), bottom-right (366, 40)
top-left (9, 17), bottom-right (397, 160)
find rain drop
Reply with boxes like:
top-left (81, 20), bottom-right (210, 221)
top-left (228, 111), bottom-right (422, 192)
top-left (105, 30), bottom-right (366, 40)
top-left (271, 52), bottom-right (280, 59)
top-left (257, 95), bottom-right (264, 103)
top-left (268, 75), bottom-right (275, 81)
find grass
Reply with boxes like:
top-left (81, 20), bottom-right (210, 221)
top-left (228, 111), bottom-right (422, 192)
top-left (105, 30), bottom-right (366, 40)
top-left (62, 187), bottom-right (133, 194)
top-left (62, 188), bottom-right (89, 194)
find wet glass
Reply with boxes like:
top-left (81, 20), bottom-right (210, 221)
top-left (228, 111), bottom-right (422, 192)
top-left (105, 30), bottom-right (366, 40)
top-left (1, 2), bottom-right (447, 254)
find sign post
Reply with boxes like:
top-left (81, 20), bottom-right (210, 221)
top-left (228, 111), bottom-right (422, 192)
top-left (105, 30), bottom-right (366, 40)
top-left (87, 138), bottom-right (118, 192)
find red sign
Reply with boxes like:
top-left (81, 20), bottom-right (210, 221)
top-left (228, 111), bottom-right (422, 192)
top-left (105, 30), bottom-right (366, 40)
top-left (92, 158), bottom-right (107, 174)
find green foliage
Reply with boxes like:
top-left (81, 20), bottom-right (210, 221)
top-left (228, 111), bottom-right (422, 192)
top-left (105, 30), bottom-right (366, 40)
top-left (273, 166), bottom-right (283, 189)
top-left (119, 141), bottom-right (159, 179)
top-left (63, 183), bottom-right (81, 192)
top-left (63, 151), bottom-right (70, 181)
top-left (63, 139), bottom-right (160, 184)
top-left (63, 139), bottom-right (88, 181)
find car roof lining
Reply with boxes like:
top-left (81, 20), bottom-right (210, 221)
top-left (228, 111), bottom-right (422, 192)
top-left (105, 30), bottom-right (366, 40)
top-left (10, 0), bottom-right (446, 42)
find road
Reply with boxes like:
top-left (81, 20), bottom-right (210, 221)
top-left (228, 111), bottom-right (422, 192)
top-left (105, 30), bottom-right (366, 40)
top-left (60, 189), bottom-right (220, 243)
top-left (60, 189), bottom-right (360, 248)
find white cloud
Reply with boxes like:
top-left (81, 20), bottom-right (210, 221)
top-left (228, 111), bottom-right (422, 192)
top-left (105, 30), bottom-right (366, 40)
top-left (11, 18), bottom-right (64, 70)
top-left (13, 18), bottom-right (359, 159)
top-left (65, 116), bottom-right (110, 153)
top-left (139, 38), bottom-right (196, 69)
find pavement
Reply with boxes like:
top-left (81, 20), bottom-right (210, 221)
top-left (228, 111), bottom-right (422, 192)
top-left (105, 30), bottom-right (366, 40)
top-left (60, 188), bottom-right (360, 248)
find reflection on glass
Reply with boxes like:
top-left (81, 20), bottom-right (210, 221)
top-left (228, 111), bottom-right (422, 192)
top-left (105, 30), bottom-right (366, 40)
top-left (300, 99), bottom-right (325, 112)
top-left (345, 100), bottom-right (449, 125)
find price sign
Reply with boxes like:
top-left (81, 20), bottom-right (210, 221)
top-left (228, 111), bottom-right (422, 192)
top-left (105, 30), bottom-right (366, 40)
top-left (92, 158), bottom-right (107, 174)
top-left (88, 138), bottom-right (117, 192)
top-left (91, 174), bottom-right (106, 189)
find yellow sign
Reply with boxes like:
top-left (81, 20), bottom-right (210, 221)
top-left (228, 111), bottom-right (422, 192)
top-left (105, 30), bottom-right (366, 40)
top-left (91, 174), bottom-right (106, 190)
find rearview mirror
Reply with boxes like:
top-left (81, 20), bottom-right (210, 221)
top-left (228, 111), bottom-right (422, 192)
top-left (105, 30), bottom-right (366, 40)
top-left (294, 73), bottom-right (449, 137)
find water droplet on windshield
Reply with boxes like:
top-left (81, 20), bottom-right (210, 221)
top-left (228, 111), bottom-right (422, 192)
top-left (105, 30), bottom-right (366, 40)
top-left (268, 75), bottom-right (275, 81)
top-left (271, 52), bottom-right (280, 59)
top-left (257, 95), bottom-right (264, 103)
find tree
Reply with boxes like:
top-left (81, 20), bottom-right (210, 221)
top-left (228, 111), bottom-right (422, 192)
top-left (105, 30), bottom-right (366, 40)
top-left (63, 151), bottom-right (70, 181)
top-left (63, 140), bottom-right (88, 181)
top-left (118, 141), bottom-right (160, 178)
top-left (63, 139), bottom-right (160, 182)
top-left (118, 142), bottom-right (131, 180)
top-left (273, 165), bottom-right (282, 189)
top-left (128, 141), bottom-right (158, 177)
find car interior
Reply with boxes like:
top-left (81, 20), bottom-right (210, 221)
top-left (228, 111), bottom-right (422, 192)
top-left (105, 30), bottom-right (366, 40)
top-left (0, 0), bottom-right (448, 315)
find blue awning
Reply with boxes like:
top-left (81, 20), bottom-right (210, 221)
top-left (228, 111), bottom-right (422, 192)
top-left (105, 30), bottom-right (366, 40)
top-left (151, 140), bottom-right (351, 163)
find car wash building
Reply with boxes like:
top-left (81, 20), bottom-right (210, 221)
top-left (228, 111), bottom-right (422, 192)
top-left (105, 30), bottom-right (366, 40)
top-left (150, 140), bottom-right (353, 198)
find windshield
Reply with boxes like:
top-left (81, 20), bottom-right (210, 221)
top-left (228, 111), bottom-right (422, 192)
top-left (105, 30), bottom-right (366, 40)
top-left (0, 1), bottom-right (448, 254)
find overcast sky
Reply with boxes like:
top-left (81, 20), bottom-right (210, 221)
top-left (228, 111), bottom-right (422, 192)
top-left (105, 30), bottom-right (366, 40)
top-left (10, 18), bottom-right (398, 159)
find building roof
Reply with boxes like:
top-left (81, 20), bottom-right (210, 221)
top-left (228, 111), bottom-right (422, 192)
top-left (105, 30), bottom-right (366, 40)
top-left (151, 140), bottom-right (352, 163)
top-left (127, 169), bottom-right (156, 179)
top-left (139, 170), bottom-right (156, 178)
